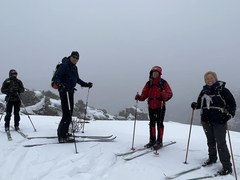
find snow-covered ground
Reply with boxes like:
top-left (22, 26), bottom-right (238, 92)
top-left (0, 115), bottom-right (239, 180)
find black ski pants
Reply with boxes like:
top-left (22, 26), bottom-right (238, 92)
top-left (148, 106), bottom-right (166, 142)
top-left (201, 121), bottom-right (232, 170)
top-left (4, 100), bottom-right (21, 128)
top-left (57, 91), bottom-right (74, 138)
top-left (149, 106), bottom-right (166, 128)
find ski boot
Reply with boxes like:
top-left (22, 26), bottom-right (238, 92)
top-left (144, 140), bottom-right (156, 148)
top-left (153, 140), bottom-right (163, 150)
top-left (58, 136), bottom-right (75, 143)
top-left (216, 168), bottom-right (232, 176)
top-left (202, 158), bottom-right (217, 167)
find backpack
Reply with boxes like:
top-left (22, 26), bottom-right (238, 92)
top-left (147, 78), bottom-right (165, 90)
top-left (51, 63), bottom-right (61, 89)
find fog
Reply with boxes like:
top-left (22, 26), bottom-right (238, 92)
top-left (1, 0), bottom-right (239, 122)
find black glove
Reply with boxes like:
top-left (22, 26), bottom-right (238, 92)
top-left (222, 113), bottom-right (232, 122)
top-left (87, 82), bottom-right (93, 88)
top-left (135, 94), bottom-right (140, 100)
top-left (58, 84), bottom-right (66, 92)
top-left (227, 114), bottom-right (233, 120)
top-left (191, 102), bottom-right (197, 110)
top-left (229, 111), bottom-right (235, 118)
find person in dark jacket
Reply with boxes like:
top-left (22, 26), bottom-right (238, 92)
top-left (52, 51), bottom-right (93, 143)
top-left (135, 66), bottom-right (173, 150)
top-left (191, 71), bottom-right (236, 176)
top-left (1, 69), bottom-right (25, 131)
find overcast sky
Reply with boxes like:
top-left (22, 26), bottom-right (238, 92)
top-left (1, 0), bottom-right (240, 116)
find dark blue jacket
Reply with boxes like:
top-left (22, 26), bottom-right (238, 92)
top-left (53, 57), bottom-right (88, 93)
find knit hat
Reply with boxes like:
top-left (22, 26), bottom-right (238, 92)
top-left (70, 51), bottom-right (79, 58)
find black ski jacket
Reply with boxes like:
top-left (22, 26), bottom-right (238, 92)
top-left (195, 81), bottom-right (236, 123)
top-left (1, 77), bottom-right (24, 102)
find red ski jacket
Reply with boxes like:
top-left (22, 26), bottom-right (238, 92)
top-left (138, 77), bottom-right (173, 109)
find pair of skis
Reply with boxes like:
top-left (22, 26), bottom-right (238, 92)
top-left (164, 165), bottom-right (223, 179)
top-left (27, 134), bottom-right (113, 140)
top-left (6, 126), bottom-right (28, 141)
top-left (6, 130), bottom-right (12, 141)
top-left (24, 135), bottom-right (116, 147)
top-left (116, 141), bottom-right (176, 161)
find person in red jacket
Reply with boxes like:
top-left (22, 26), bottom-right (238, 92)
top-left (135, 66), bottom-right (173, 150)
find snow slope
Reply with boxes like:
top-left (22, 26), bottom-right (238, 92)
top-left (0, 115), bottom-right (239, 180)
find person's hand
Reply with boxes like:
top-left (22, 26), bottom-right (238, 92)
top-left (191, 102), bottom-right (197, 110)
top-left (227, 114), bottom-right (232, 120)
top-left (88, 82), bottom-right (93, 88)
top-left (58, 84), bottom-right (66, 92)
top-left (135, 94), bottom-right (140, 100)
top-left (223, 113), bottom-right (233, 122)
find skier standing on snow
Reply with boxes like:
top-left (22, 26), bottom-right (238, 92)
top-left (135, 66), bottom-right (173, 150)
top-left (52, 51), bottom-right (93, 143)
top-left (191, 71), bottom-right (236, 176)
top-left (1, 69), bottom-right (25, 131)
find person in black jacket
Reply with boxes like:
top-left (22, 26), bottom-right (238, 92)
top-left (191, 71), bottom-right (236, 176)
top-left (52, 51), bottom-right (93, 143)
top-left (1, 69), bottom-right (25, 131)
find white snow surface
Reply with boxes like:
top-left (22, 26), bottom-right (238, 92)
top-left (0, 115), bottom-right (239, 180)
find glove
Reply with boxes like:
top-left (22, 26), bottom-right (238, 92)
top-left (161, 92), bottom-right (168, 101)
top-left (191, 102), bottom-right (197, 110)
top-left (228, 110), bottom-right (235, 118)
top-left (58, 84), bottom-right (66, 92)
top-left (222, 113), bottom-right (232, 122)
top-left (135, 94), bottom-right (140, 100)
top-left (87, 82), bottom-right (93, 88)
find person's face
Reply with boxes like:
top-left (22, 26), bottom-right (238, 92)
top-left (70, 55), bottom-right (79, 64)
top-left (205, 74), bottom-right (217, 86)
top-left (10, 72), bottom-right (17, 78)
top-left (152, 71), bottom-right (160, 78)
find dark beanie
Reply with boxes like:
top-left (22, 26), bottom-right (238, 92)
top-left (71, 51), bottom-right (79, 58)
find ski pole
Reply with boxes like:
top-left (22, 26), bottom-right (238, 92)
top-left (67, 92), bottom-right (78, 154)
top-left (18, 93), bottom-right (37, 132)
top-left (184, 109), bottom-right (195, 164)
top-left (0, 107), bottom-right (5, 123)
top-left (0, 104), bottom-right (6, 123)
top-left (131, 92), bottom-right (139, 150)
top-left (82, 88), bottom-right (90, 133)
top-left (0, 95), bottom-right (11, 123)
top-left (226, 123), bottom-right (237, 180)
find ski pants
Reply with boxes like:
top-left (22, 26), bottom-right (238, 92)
top-left (201, 121), bottom-right (232, 170)
top-left (148, 106), bottom-right (166, 142)
top-left (4, 100), bottom-right (21, 128)
top-left (57, 91), bottom-right (74, 138)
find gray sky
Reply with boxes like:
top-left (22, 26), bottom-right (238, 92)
top-left (1, 0), bottom-right (240, 117)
